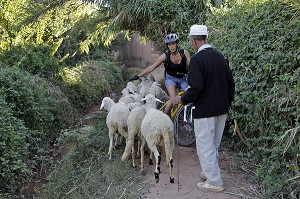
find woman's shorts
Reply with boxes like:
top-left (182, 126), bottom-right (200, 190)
top-left (165, 73), bottom-right (188, 91)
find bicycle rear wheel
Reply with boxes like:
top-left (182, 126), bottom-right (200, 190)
top-left (173, 105), bottom-right (196, 146)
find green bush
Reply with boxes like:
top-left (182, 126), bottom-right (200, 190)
top-left (0, 66), bottom-right (75, 197)
top-left (0, 91), bottom-right (32, 196)
top-left (0, 66), bottom-right (75, 137)
top-left (38, 114), bottom-right (144, 199)
top-left (0, 44), bottom-right (62, 79)
top-left (58, 60), bottom-right (125, 109)
top-left (207, 0), bottom-right (299, 197)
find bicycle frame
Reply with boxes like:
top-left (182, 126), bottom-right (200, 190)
top-left (159, 90), bottom-right (196, 146)
top-left (159, 91), bottom-right (184, 120)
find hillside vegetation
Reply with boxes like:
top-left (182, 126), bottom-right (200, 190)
top-left (207, 1), bottom-right (299, 197)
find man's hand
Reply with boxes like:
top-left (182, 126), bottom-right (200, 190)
top-left (172, 96), bottom-right (182, 105)
top-left (129, 75), bottom-right (140, 81)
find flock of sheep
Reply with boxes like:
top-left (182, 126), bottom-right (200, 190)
top-left (100, 75), bottom-right (175, 183)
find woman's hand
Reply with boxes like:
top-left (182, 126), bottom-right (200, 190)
top-left (129, 75), bottom-right (140, 81)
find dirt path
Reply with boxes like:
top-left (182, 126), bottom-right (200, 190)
top-left (139, 145), bottom-right (259, 199)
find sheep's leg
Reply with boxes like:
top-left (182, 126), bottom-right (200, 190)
top-left (168, 144), bottom-right (174, 183)
top-left (131, 145), bottom-right (136, 168)
top-left (169, 158), bottom-right (174, 183)
top-left (147, 143), bottom-right (161, 183)
top-left (118, 126), bottom-right (127, 146)
top-left (108, 129), bottom-right (115, 160)
top-left (140, 138), bottom-right (146, 175)
top-left (118, 135), bottom-right (123, 146)
top-left (136, 139), bottom-right (140, 158)
top-left (153, 149), bottom-right (161, 183)
top-left (149, 151), bottom-right (153, 165)
top-left (113, 133), bottom-right (119, 149)
top-left (121, 132), bottom-right (135, 164)
top-left (164, 133), bottom-right (175, 183)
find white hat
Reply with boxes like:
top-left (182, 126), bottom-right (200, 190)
top-left (189, 24), bottom-right (208, 36)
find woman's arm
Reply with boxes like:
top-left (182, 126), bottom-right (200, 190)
top-left (138, 53), bottom-right (166, 77)
top-left (184, 50), bottom-right (191, 65)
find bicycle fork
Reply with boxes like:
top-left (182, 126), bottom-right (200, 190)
top-left (183, 104), bottom-right (195, 124)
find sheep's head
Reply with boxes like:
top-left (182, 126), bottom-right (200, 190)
top-left (141, 94), bottom-right (163, 109)
top-left (100, 97), bottom-right (115, 112)
top-left (126, 82), bottom-right (138, 92)
top-left (128, 102), bottom-right (142, 110)
top-left (121, 88), bottom-right (130, 96)
top-left (149, 82), bottom-right (163, 96)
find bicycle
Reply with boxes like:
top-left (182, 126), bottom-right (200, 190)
top-left (159, 91), bottom-right (196, 146)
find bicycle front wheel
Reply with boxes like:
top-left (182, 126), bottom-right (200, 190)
top-left (173, 105), bottom-right (196, 146)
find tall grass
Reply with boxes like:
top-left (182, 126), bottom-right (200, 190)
top-left (37, 113), bottom-right (148, 199)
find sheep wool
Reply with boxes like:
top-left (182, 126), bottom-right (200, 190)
top-left (140, 94), bottom-right (175, 183)
top-left (100, 97), bottom-right (130, 160)
top-left (122, 106), bottom-right (146, 168)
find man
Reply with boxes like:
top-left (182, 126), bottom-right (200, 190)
top-left (172, 24), bottom-right (235, 192)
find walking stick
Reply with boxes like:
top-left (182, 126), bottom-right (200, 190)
top-left (176, 120), bottom-right (180, 192)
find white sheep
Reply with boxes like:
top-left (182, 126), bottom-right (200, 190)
top-left (149, 81), bottom-right (169, 102)
top-left (140, 94), bottom-right (175, 183)
top-left (121, 105), bottom-right (146, 168)
top-left (118, 94), bottom-right (136, 104)
top-left (127, 101), bottom-right (140, 109)
top-left (139, 81), bottom-right (154, 98)
top-left (137, 75), bottom-right (155, 94)
top-left (126, 81), bottom-right (138, 93)
top-left (100, 97), bottom-right (130, 160)
top-left (118, 88), bottom-right (142, 104)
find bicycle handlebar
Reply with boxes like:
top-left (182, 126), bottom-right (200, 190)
top-left (176, 72), bottom-right (187, 77)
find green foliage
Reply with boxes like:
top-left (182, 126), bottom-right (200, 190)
top-left (0, 43), bottom-right (62, 78)
top-left (0, 91), bottom-right (32, 195)
top-left (81, 0), bottom-right (210, 47)
top-left (207, 0), bottom-right (300, 197)
top-left (0, 66), bottom-right (76, 197)
top-left (37, 114), bottom-right (145, 199)
top-left (58, 60), bottom-right (125, 109)
top-left (0, 66), bottom-right (74, 136)
top-left (0, 0), bottom-right (101, 65)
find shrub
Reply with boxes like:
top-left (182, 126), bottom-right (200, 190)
top-left (0, 91), bottom-right (32, 196)
top-left (38, 114), bottom-right (144, 199)
top-left (58, 60), bottom-right (125, 109)
top-left (0, 44), bottom-right (62, 79)
top-left (207, 0), bottom-right (300, 197)
top-left (0, 66), bottom-right (75, 197)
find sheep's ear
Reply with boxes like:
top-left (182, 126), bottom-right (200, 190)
top-left (155, 98), bottom-right (164, 104)
top-left (100, 102), bottom-right (104, 110)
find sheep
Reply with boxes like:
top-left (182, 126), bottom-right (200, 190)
top-left (137, 75), bottom-right (155, 94)
top-left (118, 88), bottom-right (142, 104)
top-left (100, 97), bottom-right (130, 160)
top-left (139, 81), bottom-right (154, 98)
top-left (126, 81), bottom-right (138, 93)
top-left (121, 105), bottom-right (146, 168)
top-left (149, 82), bottom-right (169, 102)
top-left (127, 101), bottom-right (142, 111)
top-left (140, 94), bottom-right (175, 183)
top-left (118, 89), bottom-right (136, 104)
top-left (121, 94), bottom-right (158, 168)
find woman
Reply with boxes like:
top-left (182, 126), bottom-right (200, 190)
top-left (130, 33), bottom-right (191, 115)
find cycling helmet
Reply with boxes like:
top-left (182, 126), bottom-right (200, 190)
top-left (164, 33), bottom-right (179, 44)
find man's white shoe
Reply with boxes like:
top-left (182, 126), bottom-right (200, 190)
top-left (200, 172), bottom-right (207, 180)
top-left (197, 181), bottom-right (224, 192)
